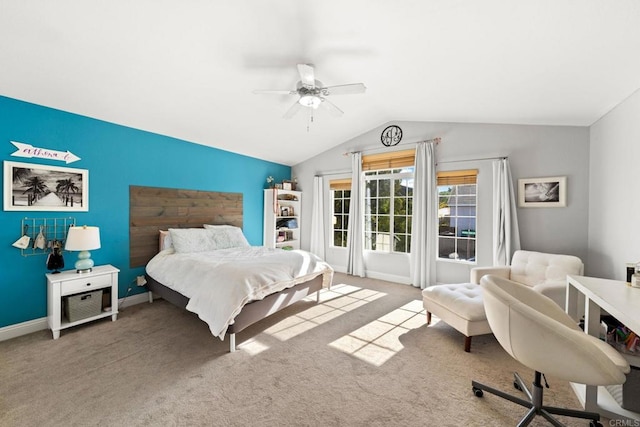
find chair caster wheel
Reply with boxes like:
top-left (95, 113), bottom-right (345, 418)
top-left (472, 387), bottom-right (483, 397)
top-left (513, 381), bottom-right (522, 391)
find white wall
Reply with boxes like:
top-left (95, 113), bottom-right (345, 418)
top-left (588, 88), bottom-right (640, 280)
top-left (293, 121), bottom-right (590, 285)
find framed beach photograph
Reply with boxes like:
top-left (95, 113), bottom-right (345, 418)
top-left (518, 176), bottom-right (566, 208)
top-left (4, 161), bottom-right (89, 211)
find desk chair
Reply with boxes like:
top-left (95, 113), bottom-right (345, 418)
top-left (472, 275), bottom-right (630, 427)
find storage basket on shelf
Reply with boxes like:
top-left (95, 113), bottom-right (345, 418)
top-left (64, 289), bottom-right (103, 322)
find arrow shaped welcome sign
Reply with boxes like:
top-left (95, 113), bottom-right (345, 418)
top-left (10, 141), bottom-right (81, 164)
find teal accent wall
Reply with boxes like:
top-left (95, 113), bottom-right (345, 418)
top-left (0, 95), bottom-right (291, 328)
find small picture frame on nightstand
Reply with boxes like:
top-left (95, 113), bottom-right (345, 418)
top-left (282, 182), bottom-right (292, 191)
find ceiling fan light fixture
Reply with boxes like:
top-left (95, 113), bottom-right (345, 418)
top-left (299, 95), bottom-right (321, 109)
top-left (253, 64), bottom-right (365, 118)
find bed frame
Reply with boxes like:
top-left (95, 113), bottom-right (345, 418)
top-left (145, 273), bottom-right (323, 352)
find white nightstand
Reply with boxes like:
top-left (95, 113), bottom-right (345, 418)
top-left (46, 264), bottom-right (120, 339)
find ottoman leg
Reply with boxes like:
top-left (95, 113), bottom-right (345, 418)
top-left (464, 336), bottom-right (472, 352)
top-left (426, 311), bottom-right (432, 325)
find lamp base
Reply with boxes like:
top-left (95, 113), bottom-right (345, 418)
top-left (75, 250), bottom-right (94, 274)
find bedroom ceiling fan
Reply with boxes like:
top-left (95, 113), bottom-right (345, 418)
top-left (253, 64), bottom-right (366, 119)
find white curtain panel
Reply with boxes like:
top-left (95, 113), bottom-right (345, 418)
top-left (410, 142), bottom-right (437, 289)
top-left (346, 152), bottom-right (365, 277)
top-left (309, 176), bottom-right (326, 259)
top-left (492, 158), bottom-right (521, 265)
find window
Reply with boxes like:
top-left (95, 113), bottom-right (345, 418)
top-left (330, 179), bottom-right (351, 247)
top-left (364, 167), bottom-right (414, 253)
top-left (437, 170), bottom-right (477, 262)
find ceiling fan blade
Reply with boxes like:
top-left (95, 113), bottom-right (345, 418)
top-left (253, 89), bottom-right (297, 95)
top-left (321, 83), bottom-right (367, 96)
top-left (283, 101), bottom-right (305, 119)
top-left (319, 98), bottom-right (344, 117)
top-left (297, 64), bottom-right (316, 88)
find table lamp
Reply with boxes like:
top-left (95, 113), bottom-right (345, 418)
top-left (64, 225), bottom-right (101, 273)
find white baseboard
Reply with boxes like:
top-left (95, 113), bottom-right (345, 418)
top-left (363, 271), bottom-right (412, 285)
top-left (118, 291), bottom-right (151, 309)
top-left (0, 291), bottom-right (152, 342)
top-left (329, 264), bottom-right (347, 274)
top-left (328, 263), bottom-right (412, 285)
top-left (0, 317), bottom-right (49, 342)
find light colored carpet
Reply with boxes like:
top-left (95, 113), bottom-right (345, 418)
top-left (1, 273), bottom-right (595, 426)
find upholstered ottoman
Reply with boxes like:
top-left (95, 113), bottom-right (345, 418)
top-left (422, 283), bottom-right (492, 352)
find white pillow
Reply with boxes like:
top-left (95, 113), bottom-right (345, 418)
top-left (203, 225), bottom-right (250, 249)
top-left (168, 228), bottom-right (218, 253)
top-left (203, 224), bottom-right (239, 230)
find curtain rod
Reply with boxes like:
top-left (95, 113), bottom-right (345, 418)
top-left (316, 153), bottom-right (505, 177)
top-left (437, 155), bottom-right (507, 165)
top-left (316, 170), bottom-right (351, 177)
top-left (343, 137), bottom-right (441, 156)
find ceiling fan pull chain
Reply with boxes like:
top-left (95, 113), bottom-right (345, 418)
top-left (307, 110), bottom-right (314, 132)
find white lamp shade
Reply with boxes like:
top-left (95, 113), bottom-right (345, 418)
top-left (65, 226), bottom-right (101, 251)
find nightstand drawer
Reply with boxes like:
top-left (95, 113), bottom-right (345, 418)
top-left (61, 274), bottom-right (112, 296)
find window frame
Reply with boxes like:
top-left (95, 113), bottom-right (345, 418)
top-left (437, 170), bottom-right (478, 264)
top-left (363, 166), bottom-right (414, 254)
top-left (329, 186), bottom-right (351, 248)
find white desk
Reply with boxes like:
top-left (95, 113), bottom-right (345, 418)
top-left (566, 275), bottom-right (640, 422)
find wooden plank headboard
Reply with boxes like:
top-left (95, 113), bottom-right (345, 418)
top-left (129, 185), bottom-right (243, 268)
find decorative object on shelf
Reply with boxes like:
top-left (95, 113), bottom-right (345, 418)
top-left (266, 175), bottom-right (275, 188)
top-left (64, 225), bottom-right (101, 273)
top-left (518, 176), bottom-right (566, 208)
top-left (381, 125), bottom-right (402, 147)
top-left (3, 160), bottom-right (89, 212)
top-left (46, 240), bottom-right (64, 273)
top-left (282, 179), bottom-right (296, 191)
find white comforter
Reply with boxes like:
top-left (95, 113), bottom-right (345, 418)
top-left (145, 247), bottom-right (333, 339)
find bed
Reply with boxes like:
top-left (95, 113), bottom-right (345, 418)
top-left (144, 226), bottom-right (333, 352)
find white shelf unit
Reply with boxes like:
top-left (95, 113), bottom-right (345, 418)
top-left (264, 189), bottom-right (301, 250)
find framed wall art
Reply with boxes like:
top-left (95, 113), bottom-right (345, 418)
top-left (518, 176), bottom-right (566, 208)
top-left (4, 161), bottom-right (89, 212)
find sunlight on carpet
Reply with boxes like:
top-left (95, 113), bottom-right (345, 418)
top-left (260, 283), bottom-right (386, 344)
top-left (329, 299), bottom-right (426, 366)
top-left (239, 338), bottom-right (271, 356)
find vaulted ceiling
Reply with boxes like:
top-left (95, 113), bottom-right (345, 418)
top-left (1, 1), bottom-right (639, 165)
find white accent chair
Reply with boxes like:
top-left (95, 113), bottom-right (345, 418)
top-left (472, 275), bottom-right (629, 427)
top-left (422, 250), bottom-right (584, 352)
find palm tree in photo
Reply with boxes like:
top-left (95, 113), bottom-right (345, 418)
top-left (56, 178), bottom-right (79, 205)
top-left (22, 176), bottom-right (48, 204)
top-left (12, 167), bottom-right (31, 184)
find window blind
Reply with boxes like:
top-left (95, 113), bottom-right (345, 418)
top-left (361, 149), bottom-right (415, 171)
top-left (329, 178), bottom-right (352, 191)
top-left (437, 169), bottom-right (478, 186)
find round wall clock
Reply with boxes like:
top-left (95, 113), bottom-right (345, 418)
top-left (381, 125), bottom-right (402, 147)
